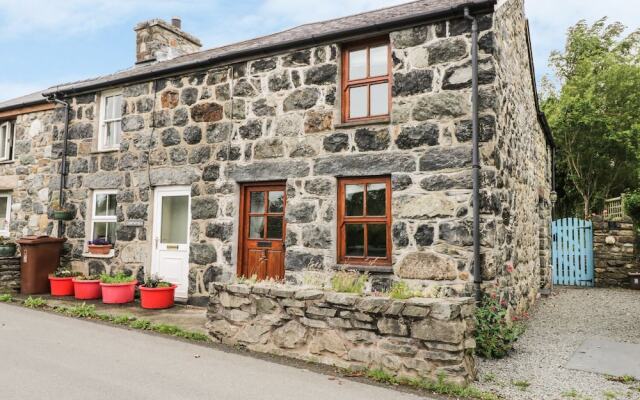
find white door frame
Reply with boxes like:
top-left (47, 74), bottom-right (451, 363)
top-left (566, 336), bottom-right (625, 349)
top-left (151, 185), bottom-right (191, 299)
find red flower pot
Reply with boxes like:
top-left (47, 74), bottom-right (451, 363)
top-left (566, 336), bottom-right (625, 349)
top-left (88, 244), bottom-right (112, 255)
top-left (100, 281), bottom-right (137, 304)
top-left (73, 279), bottom-right (101, 300)
top-left (139, 285), bottom-right (177, 309)
top-left (49, 276), bottom-right (74, 296)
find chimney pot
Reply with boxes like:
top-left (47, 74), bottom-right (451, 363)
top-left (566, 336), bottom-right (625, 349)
top-left (171, 17), bottom-right (181, 29)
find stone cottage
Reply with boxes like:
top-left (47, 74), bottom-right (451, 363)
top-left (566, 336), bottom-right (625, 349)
top-left (0, 0), bottom-right (553, 310)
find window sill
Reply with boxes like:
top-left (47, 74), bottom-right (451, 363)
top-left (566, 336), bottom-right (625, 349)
top-left (0, 160), bottom-right (15, 165)
top-left (334, 264), bottom-right (393, 274)
top-left (90, 148), bottom-right (119, 155)
top-left (334, 117), bottom-right (390, 129)
top-left (82, 250), bottom-right (115, 259)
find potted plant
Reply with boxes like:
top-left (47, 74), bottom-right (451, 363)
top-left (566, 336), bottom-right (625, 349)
top-left (139, 275), bottom-right (177, 309)
top-left (49, 269), bottom-right (80, 296)
top-left (99, 272), bottom-right (137, 304)
top-left (87, 239), bottom-right (112, 255)
top-left (0, 237), bottom-right (17, 257)
top-left (51, 200), bottom-right (74, 221)
top-left (72, 274), bottom-right (102, 300)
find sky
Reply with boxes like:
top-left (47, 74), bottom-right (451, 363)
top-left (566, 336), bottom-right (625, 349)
top-left (0, 0), bottom-right (638, 102)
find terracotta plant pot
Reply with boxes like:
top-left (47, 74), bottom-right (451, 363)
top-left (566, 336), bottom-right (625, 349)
top-left (100, 281), bottom-right (137, 304)
top-left (139, 285), bottom-right (177, 309)
top-left (49, 276), bottom-right (74, 296)
top-left (87, 244), bottom-right (112, 255)
top-left (72, 278), bottom-right (101, 300)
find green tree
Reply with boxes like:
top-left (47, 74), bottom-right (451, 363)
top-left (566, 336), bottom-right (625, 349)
top-left (542, 19), bottom-right (640, 218)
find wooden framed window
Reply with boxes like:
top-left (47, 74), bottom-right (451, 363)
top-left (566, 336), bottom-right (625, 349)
top-left (0, 121), bottom-right (14, 162)
top-left (337, 176), bottom-right (392, 266)
top-left (98, 89), bottom-right (123, 151)
top-left (341, 39), bottom-right (391, 123)
top-left (90, 190), bottom-right (117, 244)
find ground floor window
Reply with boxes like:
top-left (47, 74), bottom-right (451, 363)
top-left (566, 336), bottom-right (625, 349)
top-left (91, 190), bottom-right (117, 244)
top-left (337, 176), bottom-right (391, 266)
top-left (0, 193), bottom-right (11, 236)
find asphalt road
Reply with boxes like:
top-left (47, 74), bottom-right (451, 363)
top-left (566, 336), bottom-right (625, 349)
top-left (0, 303), bottom-right (425, 400)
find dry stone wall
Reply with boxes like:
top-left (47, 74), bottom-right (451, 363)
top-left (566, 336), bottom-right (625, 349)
top-left (0, 256), bottom-right (20, 294)
top-left (207, 282), bottom-right (476, 384)
top-left (593, 216), bottom-right (638, 287)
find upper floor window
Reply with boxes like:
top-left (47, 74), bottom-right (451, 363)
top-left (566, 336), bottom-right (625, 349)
top-left (0, 193), bottom-right (11, 237)
top-left (98, 90), bottom-right (122, 151)
top-left (341, 39), bottom-right (391, 123)
top-left (0, 121), bottom-right (14, 162)
top-left (337, 176), bottom-right (391, 266)
top-left (91, 190), bottom-right (117, 244)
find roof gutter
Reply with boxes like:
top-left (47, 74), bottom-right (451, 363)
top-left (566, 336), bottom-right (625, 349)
top-left (42, 0), bottom-right (496, 97)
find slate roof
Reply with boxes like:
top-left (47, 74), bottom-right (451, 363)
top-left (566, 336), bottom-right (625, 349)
top-left (0, 0), bottom-right (495, 111)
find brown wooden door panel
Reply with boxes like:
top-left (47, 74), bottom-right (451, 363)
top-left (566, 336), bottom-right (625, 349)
top-left (239, 182), bottom-right (286, 280)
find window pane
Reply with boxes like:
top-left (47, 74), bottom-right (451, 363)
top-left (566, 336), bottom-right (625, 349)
top-left (266, 216), bottom-right (283, 239)
top-left (106, 194), bottom-right (117, 216)
top-left (105, 94), bottom-right (122, 119)
top-left (95, 194), bottom-right (108, 216)
top-left (0, 197), bottom-right (7, 230)
top-left (249, 216), bottom-right (264, 239)
top-left (369, 45), bottom-right (388, 77)
top-left (113, 95), bottom-right (123, 118)
top-left (250, 192), bottom-right (265, 213)
top-left (349, 49), bottom-right (366, 80)
top-left (93, 222), bottom-right (116, 244)
top-left (105, 121), bottom-right (120, 147)
top-left (345, 224), bottom-right (365, 257)
top-left (345, 184), bottom-right (364, 216)
top-left (160, 195), bottom-right (188, 244)
top-left (366, 183), bottom-right (386, 216)
top-left (367, 224), bottom-right (387, 258)
top-left (268, 191), bottom-right (284, 213)
top-left (370, 83), bottom-right (389, 116)
top-left (0, 126), bottom-right (6, 160)
top-left (349, 86), bottom-right (368, 119)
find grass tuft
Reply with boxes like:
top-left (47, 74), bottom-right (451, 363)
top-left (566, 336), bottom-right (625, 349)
top-left (0, 293), bottom-right (13, 302)
top-left (130, 319), bottom-right (152, 330)
top-left (67, 303), bottom-right (98, 318)
top-left (23, 296), bottom-right (47, 308)
top-left (330, 271), bottom-right (367, 294)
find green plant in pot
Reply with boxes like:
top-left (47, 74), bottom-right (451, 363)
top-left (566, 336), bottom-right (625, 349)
top-left (0, 237), bottom-right (17, 257)
top-left (99, 272), bottom-right (137, 304)
top-left (51, 200), bottom-right (74, 221)
top-left (139, 274), bottom-right (177, 309)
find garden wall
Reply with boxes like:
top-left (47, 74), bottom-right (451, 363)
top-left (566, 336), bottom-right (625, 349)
top-left (207, 283), bottom-right (476, 384)
top-left (0, 256), bottom-right (21, 294)
top-left (593, 216), bottom-right (638, 287)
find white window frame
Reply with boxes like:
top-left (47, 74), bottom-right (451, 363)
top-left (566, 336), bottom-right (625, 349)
top-left (90, 190), bottom-right (117, 244)
top-left (98, 89), bottom-right (123, 151)
top-left (0, 194), bottom-right (11, 237)
top-left (0, 121), bottom-right (14, 162)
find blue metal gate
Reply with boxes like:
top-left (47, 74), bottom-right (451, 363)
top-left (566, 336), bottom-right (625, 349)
top-left (552, 218), bottom-right (594, 286)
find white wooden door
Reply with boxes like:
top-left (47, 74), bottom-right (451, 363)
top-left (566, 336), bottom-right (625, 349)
top-left (151, 186), bottom-right (191, 299)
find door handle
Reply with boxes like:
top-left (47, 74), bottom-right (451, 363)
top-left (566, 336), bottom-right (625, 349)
top-left (167, 244), bottom-right (179, 250)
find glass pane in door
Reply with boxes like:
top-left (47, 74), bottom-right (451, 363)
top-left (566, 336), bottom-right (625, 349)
top-left (160, 195), bottom-right (189, 244)
top-left (250, 192), bottom-right (265, 213)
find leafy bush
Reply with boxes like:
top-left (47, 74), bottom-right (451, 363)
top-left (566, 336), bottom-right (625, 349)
top-left (100, 272), bottom-right (136, 284)
top-left (624, 191), bottom-right (640, 225)
top-left (0, 293), bottom-right (13, 302)
top-left (389, 281), bottom-right (422, 300)
top-left (67, 303), bottom-right (97, 318)
top-left (75, 274), bottom-right (100, 281)
top-left (330, 271), bottom-right (368, 294)
top-left (475, 295), bottom-right (524, 359)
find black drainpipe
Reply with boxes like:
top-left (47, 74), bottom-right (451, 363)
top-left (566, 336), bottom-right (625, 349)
top-left (464, 7), bottom-right (482, 303)
top-left (48, 96), bottom-right (70, 238)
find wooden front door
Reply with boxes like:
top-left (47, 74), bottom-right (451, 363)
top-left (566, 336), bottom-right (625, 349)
top-left (239, 182), bottom-right (286, 280)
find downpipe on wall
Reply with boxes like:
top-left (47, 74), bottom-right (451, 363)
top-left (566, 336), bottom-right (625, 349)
top-left (464, 7), bottom-right (483, 303)
top-left (47, 95), bottom-right (70, 238)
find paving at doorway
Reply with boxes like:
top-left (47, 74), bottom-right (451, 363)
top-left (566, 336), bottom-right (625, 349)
top-left (12, 294), bottom-right (207, 334)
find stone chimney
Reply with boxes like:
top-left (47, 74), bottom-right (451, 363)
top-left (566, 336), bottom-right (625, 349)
top-left (135, 18), bottom-right (202, 64)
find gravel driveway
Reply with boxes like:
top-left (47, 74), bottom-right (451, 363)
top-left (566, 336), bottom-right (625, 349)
top-left (476, 287), bottom-right (640, 400)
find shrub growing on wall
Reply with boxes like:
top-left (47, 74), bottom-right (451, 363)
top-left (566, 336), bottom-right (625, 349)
top-left (475, 295), bottom-right (524, 359)
top-left (624, 191), bottom-right (640, 226)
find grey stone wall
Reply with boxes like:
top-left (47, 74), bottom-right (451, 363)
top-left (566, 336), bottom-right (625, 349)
top-left (0, 109), bottom-right (57, 239)
top-left (593, 216), bottom-right (638, 287)
top-left (207, 282), bottom-right (476, 384)
top-left (490, 0), bottom-right (553, 314)
top-left (0, 256), bottom-right (21, 294)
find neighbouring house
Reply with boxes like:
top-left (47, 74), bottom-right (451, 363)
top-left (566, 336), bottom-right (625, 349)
top-left (0, 0), bottom-right (553, 314)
